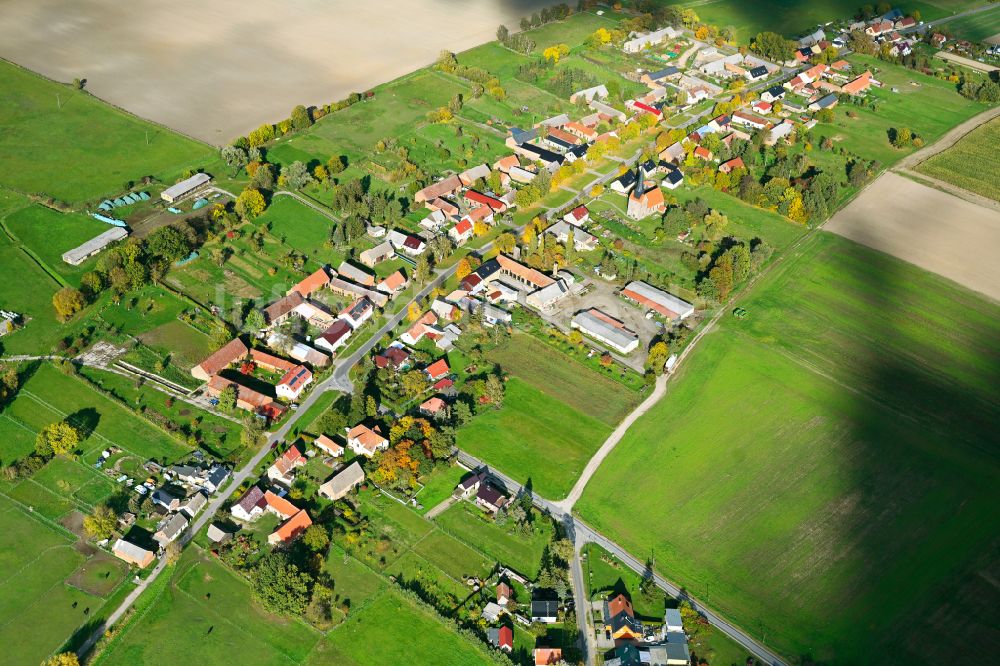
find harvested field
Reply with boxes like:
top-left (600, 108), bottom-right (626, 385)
top-left (0, 0), bottom-right (567, 143)
top-left (934, 51), bottom-right (1000, 73)
top-left (826, 171), bottom-right (1000, 301)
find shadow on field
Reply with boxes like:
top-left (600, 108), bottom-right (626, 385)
top-left (818, 227), bottom-right (1000, 664)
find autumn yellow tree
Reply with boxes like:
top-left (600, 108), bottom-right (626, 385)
top-left (42, 653), bottom-right (80, 666)
top-left (406, 302), bottom-right (421, 322)
top-left (455, 257), bottom-right (472, 281)
top-left (83, 504), bottom-right (117, 540)
top-left (494, 232), bottom-right (517, 254)
top-left (542, 43), bottom-right (570, 64)
top-left (235, 187), bottom-right (266, 220)
top-left (52, 288), bottom-right (85, 322)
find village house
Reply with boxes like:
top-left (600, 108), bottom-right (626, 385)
top-left (263, 291), bottom-right (305, 326)
top-left (205, 375), bottom-right (285, 420)
top-left (339, 297), bottom-right (374, 329)
top-left (842, 71), bottom-right (874, 95)
top-left (719, 157), bottom-right (745, 174)
top-left (482, 602), bottom-right (506, 623)
top-left (360, 241), bottom-right (395, 268)
top-left (318, 461), bottom-right (365, 501)
top-left (191, 337), bottom-right (249, 381)
top-left (415, 175), bottom-right (462, 203)
top-left (424, 358), bottom-right (450, 382)
top-left (181, 491), bottom-right (207, 519)
top-left (419, 396), bottom-right (447, 417)
top-left (315, 319), bottom-right (353, 354)
top-left (231, 485), bottom-right (267, 521)
top-left (604, 593), bottom-right (643, 643)
top-left (374, 345), bottom-right (411, 371)
top-left (276, 365), bottom-right (312, 401)
top-left (564, 205), bottom-right (589, 226)
top-left (531, 600), bottom-right (559, 624)
top-left (313, 434), bottom-right (344, 458)
top-left (623, 26), bottom-right (681, 53)
top-left (112, 538), bottom-right (155, 568)
top-left (497, 581), bottom-right (512, 606)
top-left (337, 261), bottom-right (376, 287)
top-left (154, 513), bottom-right (188, 547)
top-left (249, 348), bottom-right (297, 374)
top-left (449, 217), bottom-right (474, 245)
top-left (456, 470), bottom-right (488, 498)
top-left (487, 626), bottom-right (514, 653)
top-left (288, 267), bottom-right (331, 298)
top-left (345, 423), bottom-right (389, 457)
top-left (267, 445), bottom-right (306, 486)
top-left (534, 648), bottom-right (563, 665)
top-left (546, 220), bottom-right (598, 251)
top-left (475, 482), bottom-right (507, 513)
top-left (377, 270), bottom-right (408, 296)
top-left (151, 486), bottom-right (181, 512)
top-left (292, 300), bottom-right (337, 329)
top-left (267, 499), bottom-right (312, 545)
top-left (569, 83), bottom-right (609, 103)
top-left (160, 172), bottom-right (211, 203)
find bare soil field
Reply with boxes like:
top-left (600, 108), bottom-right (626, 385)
top-left (0, 0), bottom-right (562, 144)
top-left (826, 171), bottom-right (1000, 301)
top-left (935, 51), bottom-right (1000, 73)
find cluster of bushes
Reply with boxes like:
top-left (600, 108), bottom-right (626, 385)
top-left (435, 52), bottom-right (506, 101)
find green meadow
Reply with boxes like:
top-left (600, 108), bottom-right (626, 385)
top-left (577, 232), bottom-right (1000, 664)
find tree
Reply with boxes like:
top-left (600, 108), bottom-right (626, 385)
top-left (244, 308), bottom-right (266, 333)
top-left (281, 161), bottom-right (314, 190)
top-left (484, 374), bottom-right (505, 408)
top-left (217, 385), bottom-right (237, 411)
top-left (302, 524), bottom-right (330, 552)
top-left (42, 653), bottom-right (80, 666)
top-left (241, 413), bottom-right (264, 447)
top-left (235, 188), bottom-right (266, 220)
top-left (407, 302), bottom-right (422, 322)
top-left (496, 24), bottom-right (509, 42)
top-left (250, 163), bottom-right (276, 191)
top-left (646, 341), bottom-right (670, 375)
top-left (251, 553), bottom-right (313, 615)
top-left (146, 225), bottom-right (192, 262)
top-left (0, 364), bottom-right (18, 403)
top-left (414, 254), bottom-right (431, 284)
top-left (52, 287), bottom-right (85, 321)
top-left (221, 145), bottom-right (249, 175)
top-left (290, 104), bottom-right (313, 130)
top-left (366, 395), bottom-right (377, 418)
top-left (495, 232), bottom-right (517, 254)
top-left (751, 31), bottom-right (794, 62)
top-left (327, 155), bottom-right (347, 174)
top-left (455, 257), bottom-right (472, 281)
top-left (248, 123), bottom-right (275, 147)
top-left (36, 421), bottom-right (81, 457)
top-left (543, 43), bottom-right (570, 64)
top-left (83, 504), bottom-right (117, 539)
top-left (165, 540), bottom-right (183, 565)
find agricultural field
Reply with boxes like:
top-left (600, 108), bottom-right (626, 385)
top-left (943, 3), bottom-right (1000, 42)
top-left (3, 204), bottom-right (108, 283)
top-left (915, 116), bottom-right (1000, 201)
top-left (814, 55), bottom-right (987, 167)
top-left (0, 59), bottom-right (212, 205)
top-left (486, 333), bottom-right (642, 426)
top-left (577, 231), bottom-right (1000, 663)
top-left (96, 551), bottom-right (321, 665)
top-left (0, 496), bottom-right (129, 665)
top-left (254, 196), bottom-right (340, 266)
top-left (456, 377), bottom-right (611, 499)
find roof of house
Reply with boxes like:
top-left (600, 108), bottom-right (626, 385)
top-left (720, 157), bottom-right (745, 172)
top-left (458, 470), bottom-right (487, 491)
top-left (184, 491), bottom-right (208, 514)
top-left (341, 296), bottom-right (373, 322)
top-left (319, 319), bottom-right (353, 347)
top-left (496, 254), bottom-right (555, 289)
top-left (379, 270), bottom-right (407, 292)
top-left (113, 538), bottom-right (153, 562)
top-left (424, 358), bottom-right (450, 379)
top-left (433, 377), bottom-right (455, 391)
top-left (454, 218), bottom-right (473, 235)
top-left (607, 593), bottom-right (634, 619)
top-left (459, 163), bottom-right (491, 186)
top-left (518, 142), bottom-right (564, 165)
top-left (465, 190), bottom-right (506, 211)
top-left (534, 648), bottom-right (563, 665)
top-left (264, 490), bottom-right (300, 519)
top-left (498, 625), bottom-right (513, 648)
top-left (319, 461), bottom-right (365, 498)
top-left (337, 261), bottom-right (376, 286)
top-left (631, 100), bottom-right (662, 116)
top-left (156, 513), bottom-right (188, 539)
top-left (195, 338), bottom-right (249, 377)
top-left (567, 205), bottom-right (588, 222)
top-left (375, 346), bottom-right (410, 369)
top-left (290, 267), bottom-right (330, 297)
top-left (264, 291), bottom-right (304, 323)
top-left (748, 65), bottom-right (768, 78)
top-left (206, 375), bottom-right (275, 411)
top-left (476, 483), bottom-right (506, 507)
top-left (278, 365), bottom-right (312, 391)
top-left (235, 485), bottom-right (266, 514)
top-left (273, 509), bottom-right (312, 542)
top-left (622, 281), bottom-right (694, 319)
top-left (420, 396), bottom-right (446, 413)
top-left (531, 600), bottom-right (559, 616)
top-left (573, 310), bottom-right (639, 350)
top-left (415, 175), bottom-right (462, 201)
top-left (347, 423), bottom-right (387, 452)
top-left (249, 349), bottom-right (297, 372)
top-left (494, 155), bottom-right (520, 172)
top-left (842, 71), bottom-right (873, 95)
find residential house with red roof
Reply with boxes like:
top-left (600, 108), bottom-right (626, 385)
top-left (288, 267), bottom-right (330, 298)
top-left (314, 434), bottom-right (344, 458)
top-left (268, 508), bottom-right (312, 545)
top-left (377, 270), bottom-right (408, 296)
top-left (464, 190), bottom-right (507, 213)
top-left (339, 297), bottom-right (374, 329)
top-left (267, 445), bottom-right (306, 486)
top-left (842, 71), bottom-right (874, 95)
top-left (424, 358), bottom-right (450, 381)
top-left (419, 396), bottom-right (447, 416)
top-left (564, 205), bottom-right (589, 226)
top-left (449, 217), bottom-right (474, 245)
top-left (276, 365), bottom-right (312, 401)
top-left (534, 648), bottom-right (563, 665)
top-left (315, 319), bottom-right (353, 354)
top-left (719, 157), bottom-right (746, 174)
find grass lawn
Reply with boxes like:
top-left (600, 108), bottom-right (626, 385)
top-left (0, 60), bottom-right (212, 205)
top-left (255, 196), bottom-right (339, 265)
top-left (577, 231), bottom-right (1000, 664)
top-left (324, 544), bottom-right (387, 611)
top-left (487, 333), bottom-right (641, 426)
top-left (916, 116), bottom-right (1000, 201)
top-left (98, 550), bottom-right (321, 665)
top-left (813, 55), bottom-right (987, 167)
top-left (3, 204), bottom-right (106, 283)
top-left (456, 377), bottom-right (611, 499)
top-left (435, 501), bottom-right (552, 579)
top-left (522, 12), bottom-right (620, 55)
top-left (0, 497), bottom-right (115, 665)
top-left (944, 3), bottom-right (1000, 41)
top-left (414, 463), bottom-right (466, 515)
top-left (8, 363), bottom-right (188, 464)
top-left (309, 588), bottom-right (494, 665)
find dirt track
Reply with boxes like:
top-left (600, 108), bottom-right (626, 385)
top-left (0, 0), bottom-right (561, 144)
top-left (826, 172), bottom-right (1000, 301)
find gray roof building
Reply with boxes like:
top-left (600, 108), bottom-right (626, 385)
top-left (318, 461), bottom-right (365, 501)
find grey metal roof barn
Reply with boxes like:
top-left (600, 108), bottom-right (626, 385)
top-left (571, 310), bottom-right (640, 354)
top-left (318, 461), bottom-right (365, 501)
top-left (62, 227), bottom-right (129, 265)
top-left (160, 172), bottom-right (211, 203)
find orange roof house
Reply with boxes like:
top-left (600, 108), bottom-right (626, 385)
top-left (264, 490), bottom-right (300, 519)
top-left (377, 270), bottom-right (408, 295)
top-left (534, 648), bottom-right (563, 665)
top-left (288, 267), bottom-right (330, 297)
top-left (842, 71), bottom-right (873, 95)
top-left (249, 348), bottom-right (297, 373)
top-left (314, 434), bottom-right (344, 457)
top-left (268, 508), bottom-right (312, 545)
top-left (191, 337), bottom-right (249, 381)
top-left (424, 358), bottom-right (450, 381)
top-left (420, 396), bottom-right (446, 415)
top-left (719, 157), bottom-right (745, 174)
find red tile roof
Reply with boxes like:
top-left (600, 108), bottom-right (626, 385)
top-left (454, 218), bottom-right (473, 235)
top-left (465, 190), bottom-right (506, 212)
top-left (264, 490), bottom-right (299, 519)
top-left (424, 358), bottom-right (450, 380)
top-left (289, 267), bottom-right (330, 297)
top-left (194, 338), bottom-right (249, 377)
top-left (272, 509), bottom-right (312, 542)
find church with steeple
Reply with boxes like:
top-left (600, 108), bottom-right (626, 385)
top-left (626, 166), bottom-right (666, 220)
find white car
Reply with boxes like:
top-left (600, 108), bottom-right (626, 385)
top-left (134, 485), bottom-right (147, 495)
top-left (116, 475), bottom-right (128, 483)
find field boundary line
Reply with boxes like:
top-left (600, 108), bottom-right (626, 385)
top-left (0, 542), bottom-right (74, 594)
top-left (0, 487), bottom-right (78, 540)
